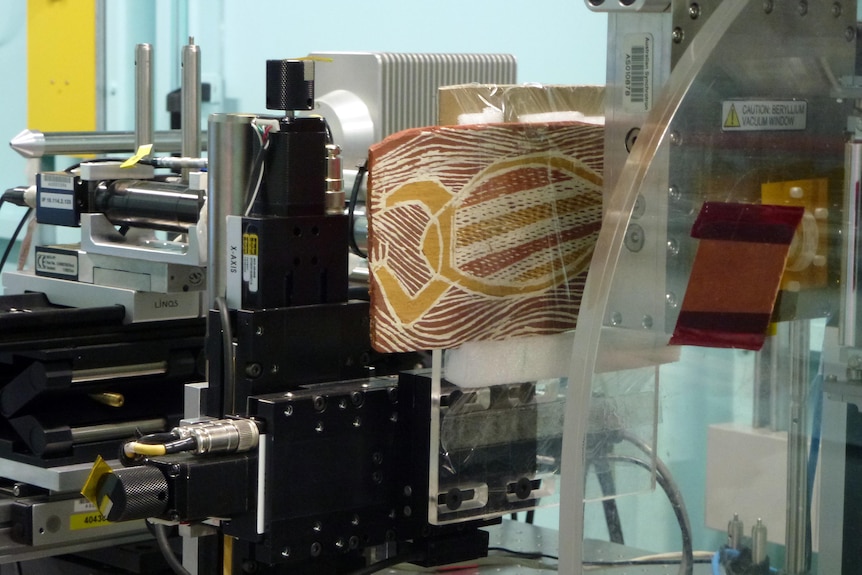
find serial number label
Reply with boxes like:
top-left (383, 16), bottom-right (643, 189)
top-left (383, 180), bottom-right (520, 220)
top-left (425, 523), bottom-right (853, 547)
top-left (39, 191), bottom-right (75, 210)
top-left (622, 33), bottom-right (653, 114)
top-left (70, 512), bottom-right (110, 530)
top-left (40, 173), bottom-right (75, 191)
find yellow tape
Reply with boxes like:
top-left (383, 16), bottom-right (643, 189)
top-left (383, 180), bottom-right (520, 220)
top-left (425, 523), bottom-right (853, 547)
top-left (80, 455), bottom-right (113, 508)
top-left (70, 511), bottom-right (111, 531)
top-left (120, 144), bottom-right (154, 168)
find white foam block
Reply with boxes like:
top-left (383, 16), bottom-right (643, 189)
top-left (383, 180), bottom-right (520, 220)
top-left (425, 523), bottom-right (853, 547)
top-left (445, 332), bottom-right (575, 388)
top-left (518, 111), bottom-right (605, 125)
top-left (457, 107), bottom-right (504, 125)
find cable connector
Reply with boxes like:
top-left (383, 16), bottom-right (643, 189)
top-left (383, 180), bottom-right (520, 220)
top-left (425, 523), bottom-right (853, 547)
top-left (173, 418), bottom-right (261, 455)
top-left (2, 186), bottom-right (36, 208)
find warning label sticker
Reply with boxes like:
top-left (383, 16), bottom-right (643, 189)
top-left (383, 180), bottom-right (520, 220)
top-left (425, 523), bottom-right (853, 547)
top-left (722, 100), bottom-right (807, 131)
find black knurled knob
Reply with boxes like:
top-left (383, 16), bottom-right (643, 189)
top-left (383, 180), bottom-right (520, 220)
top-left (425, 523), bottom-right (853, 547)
top-left (98, 466), bottom-right (169, 522)
top-left (266, 59), bottom-right (314, 112)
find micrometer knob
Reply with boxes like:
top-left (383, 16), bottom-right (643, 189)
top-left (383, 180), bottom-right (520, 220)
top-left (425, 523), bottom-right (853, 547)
top-left (265, 59), bottom-right (314, 112)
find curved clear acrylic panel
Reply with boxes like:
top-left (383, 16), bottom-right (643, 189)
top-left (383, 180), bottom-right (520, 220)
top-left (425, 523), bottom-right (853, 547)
top-left (562, 0), bottom-right (855, 572)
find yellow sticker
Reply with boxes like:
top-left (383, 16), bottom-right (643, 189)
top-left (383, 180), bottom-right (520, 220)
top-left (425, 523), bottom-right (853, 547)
top-left (70, 512), bottom-right (111, 530)
top-left (120, 144), bottom-right (154, 168)
top-left (81, 455), bottom-right (113, 508)
top-left (243, 233), bottom-right (259, 256)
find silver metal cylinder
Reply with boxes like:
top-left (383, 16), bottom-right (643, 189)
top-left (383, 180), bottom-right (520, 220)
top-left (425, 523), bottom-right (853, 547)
top-left (94, 180), bottom-right (204, 232)
top-left (727, 513), bottom-right (743, 550)
top-left (841, 141), bottom-right (862, 347)
top-left (785, 321), bottom-right (809, 574)
top-left (176, 419), bottom-right (259, 455)
top-left (181, 39), bottom-right (202, 180)
top-left (752, 518), bottom-right (768, 565)
top-left (150, 157), bottom-right (208, 170)
top-left (71, 417), bottom-right (166, 444)
top-left (71, 361), bottom-right (168, 384)
top-left (206, 113), bottom-right (257, 307)
top-left (134, 44), bottom-right (154, 153)
top-left (9, 129), bottom-right (204, 159)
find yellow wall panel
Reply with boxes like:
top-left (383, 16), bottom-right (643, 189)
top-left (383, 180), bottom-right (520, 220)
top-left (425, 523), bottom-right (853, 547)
top-left (27, 0), bottom-right (97, 131)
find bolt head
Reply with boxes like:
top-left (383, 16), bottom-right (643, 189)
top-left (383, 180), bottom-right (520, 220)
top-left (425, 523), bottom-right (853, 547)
top-left (689, 3), bottom-right (701, 19)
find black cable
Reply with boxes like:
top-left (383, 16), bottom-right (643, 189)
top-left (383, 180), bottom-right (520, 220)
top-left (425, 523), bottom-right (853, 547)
top-left (490, 547), bottom-right (709, 566)
top-left (148, 521), bottom-right (191, 575)
top-left (323, 117), bottom-right (334, 144)
top-left (619, 430), bottom-right (692, 575)
top-left (0, 205), bottom-right (32, 274)
top-left (163, 436), bottom-right (197, 454)
top-left (214, 297), bottom-right (236, 415)
top-left (488, 545), bottom-right (713, 568)
top-left (2, 187), bottom-right (28, 207)
top-left (602, 454), bottom-right (693, 575)
top-left (488, 546), bottom-right (558, 561)
top-left (593, 458), bottom-right (625, 544)
top-left (525, 509), bottom-right (535, 525)
top-left (348, 161), bottom-right (368, 258)
top-left (136, 431), bottom-right (179, 445)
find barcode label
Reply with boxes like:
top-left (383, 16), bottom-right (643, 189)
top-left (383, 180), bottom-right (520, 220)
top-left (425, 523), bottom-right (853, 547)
top-left (40, 173), bottom-right (75, 191)
top-left (623, 34), bottom-right (653, 114)
top-left (629, 45), bottom-right (646, 103)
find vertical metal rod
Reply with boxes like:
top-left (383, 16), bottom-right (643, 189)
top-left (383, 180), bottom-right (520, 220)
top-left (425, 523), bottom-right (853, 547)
top-left (785, 320), bottom-right (809, 574)
top-left (754, 330), bottom-right (788, 431)
top-left (181, 37), bottom-right (202, 181)
top-left (753, 336), bottom-right (772, 428)
top-left (769, 335), bottom-right (783, 431)
top-left (95, 0), bottom-right (106, 131)
top-left (841, 141), bottom-right (862, 347)
top-left (134, 44), bottom-right (154, 153)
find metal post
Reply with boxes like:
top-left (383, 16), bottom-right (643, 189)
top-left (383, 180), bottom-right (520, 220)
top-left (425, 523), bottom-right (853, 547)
top-left (181, 38), bottom-right (202, 180)
top-left (841, 141), bottom-right (862, 347)
top-left (134, 44), bottom-right (154, 153)
top-left (785, 320), bottom-right (810, 574)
